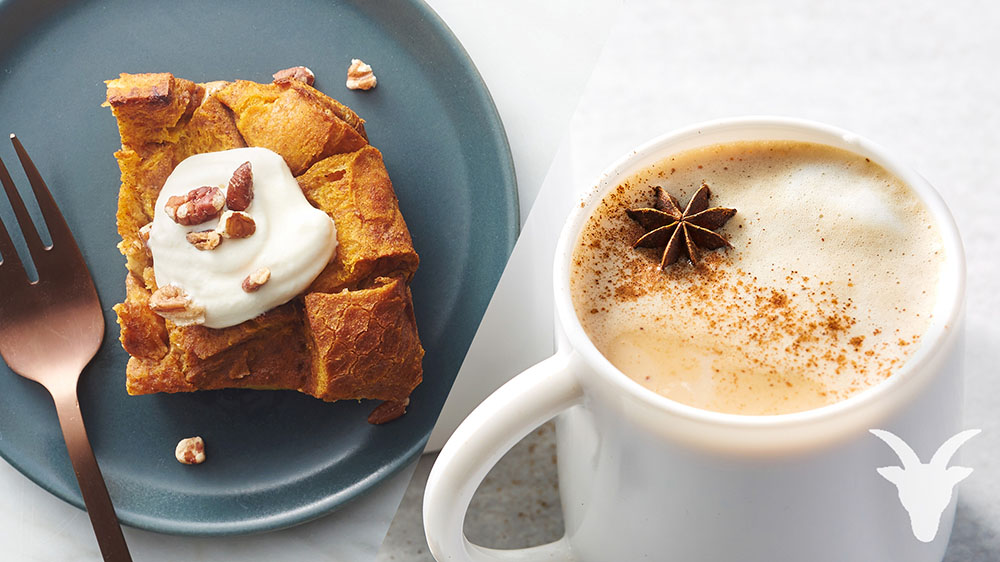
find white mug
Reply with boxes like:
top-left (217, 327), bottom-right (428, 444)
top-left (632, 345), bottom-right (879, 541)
top-left (423, 117), bottom-right (967, 562)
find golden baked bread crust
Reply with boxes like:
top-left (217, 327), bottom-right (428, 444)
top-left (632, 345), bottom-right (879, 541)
top-left (298, 147), bottom-right (420, 293)
top-left (214, 79), bottom-right (368, 174)
top-left (106, 72), bottom-right (423, 412)
top-left (304, 277), bottom-right (422, 401)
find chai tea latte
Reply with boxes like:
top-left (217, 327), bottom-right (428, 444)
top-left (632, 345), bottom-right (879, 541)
top-left (570, 140), bottom-right (943, 415)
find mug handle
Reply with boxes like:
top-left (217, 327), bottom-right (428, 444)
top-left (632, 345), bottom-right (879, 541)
top-left (424, 351), bottom-right (584, 562)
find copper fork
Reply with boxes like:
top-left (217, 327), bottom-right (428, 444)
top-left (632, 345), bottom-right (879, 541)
top-left (0, 135), bottom-right (132, 561)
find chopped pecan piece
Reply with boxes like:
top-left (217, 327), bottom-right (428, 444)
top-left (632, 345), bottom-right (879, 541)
top-left (149, 285), bottom-right (205, 326)
top-left (164, 186), bottom-right (225, 226)
top-left (138, 223), bottom-right (152, 244)
top-left (272, 66), bottom-right (316, 86)
top-left (217, 210), bottom-right (256, 239)
top-left (186, 230), bottom-right (222, 250)
top-left (367, 398), bottom-right (410, 424)
top-left (346, 59), bottom-right (377, 90)
top-left (242, 267), bottom-right (271, 292)
top-left (201, 80), bottom-right (229, 97)
top-left (175, 436), bottom-right (206, 465)
top-left (138, 223), bottom-right (153, 255)
top-left (226, 161), bottom-right (254, 211)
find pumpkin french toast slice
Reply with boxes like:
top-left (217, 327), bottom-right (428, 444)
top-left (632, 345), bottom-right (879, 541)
top-left (106, 72), bottom-right (422, 420)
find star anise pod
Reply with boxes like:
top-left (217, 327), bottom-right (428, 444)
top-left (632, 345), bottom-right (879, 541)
top-left (626, 183), bottom-right (737, 268)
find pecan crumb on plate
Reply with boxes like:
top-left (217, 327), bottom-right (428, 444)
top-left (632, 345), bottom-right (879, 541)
top-left (346, 59), bottom-right (377, 90)
top-left (272, 66), bottom-right (315, 86)
top-left (175, 436), bottom-right (206, 465)
top-left (368, 398), bottom-right (410, 424)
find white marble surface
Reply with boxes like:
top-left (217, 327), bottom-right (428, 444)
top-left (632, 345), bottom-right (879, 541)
top-left (0, 459), bottom-right (416, 562)
top-left (0, 1), bottom-right (610, 561)
top-left (393, 0), bottom-right (1000, 560)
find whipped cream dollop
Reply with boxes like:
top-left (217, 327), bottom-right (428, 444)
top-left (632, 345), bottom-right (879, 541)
top-left (148, 147), bottom-right (337, 328)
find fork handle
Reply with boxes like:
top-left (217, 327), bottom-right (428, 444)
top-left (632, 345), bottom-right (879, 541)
top-left (52, 389), bottom-right (133, 562)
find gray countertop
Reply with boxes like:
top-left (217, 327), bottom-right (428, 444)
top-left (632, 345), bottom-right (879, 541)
top-left (378, 423), bottom-right (561, 561)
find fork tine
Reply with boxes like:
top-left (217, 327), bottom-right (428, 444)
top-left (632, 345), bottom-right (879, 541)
top-left (10, 134), bottom-right (75, 252)
top-left (0, 137), bottom-right (50, 267)
top-left (0, 188), bottom-right (29, 281)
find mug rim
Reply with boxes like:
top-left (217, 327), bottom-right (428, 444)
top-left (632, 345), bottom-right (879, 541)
top-left (552, 115), bottom-right (966, 430)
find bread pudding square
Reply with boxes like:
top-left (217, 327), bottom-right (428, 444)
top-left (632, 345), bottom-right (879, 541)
top-left (106, 71), bottom-right (423, 419)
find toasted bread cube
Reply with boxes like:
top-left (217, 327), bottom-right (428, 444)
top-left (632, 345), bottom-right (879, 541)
top-left (299, 146), bottom-right (419, 293)
top-left (304, 277), bottom-right (423, 402)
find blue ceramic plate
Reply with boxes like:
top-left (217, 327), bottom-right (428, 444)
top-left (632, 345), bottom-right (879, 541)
top-left (0, 0), bottom-right (517, 535)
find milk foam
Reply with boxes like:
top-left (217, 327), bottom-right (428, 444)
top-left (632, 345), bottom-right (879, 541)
top-left (570, 141), bottom-right (943, 415)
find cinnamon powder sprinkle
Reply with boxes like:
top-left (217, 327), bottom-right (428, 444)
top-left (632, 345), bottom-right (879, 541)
top-left (571, 176), bottom-right (926, 409)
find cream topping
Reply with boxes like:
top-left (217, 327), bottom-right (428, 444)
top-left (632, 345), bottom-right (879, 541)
top-left (148, 147), bottom-right (337, 328)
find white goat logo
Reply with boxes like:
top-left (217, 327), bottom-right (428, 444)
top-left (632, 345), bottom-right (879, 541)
top-left (870, 429), bottom-right (980, 543)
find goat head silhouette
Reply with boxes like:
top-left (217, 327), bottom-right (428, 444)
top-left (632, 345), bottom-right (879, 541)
top-left (870, 429), bottom-right (980, 543)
